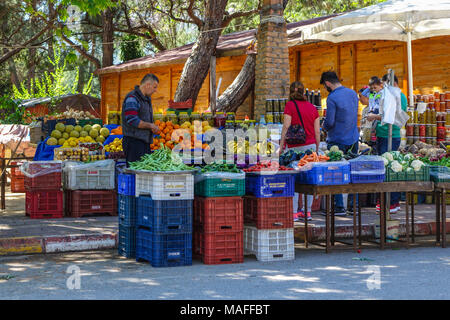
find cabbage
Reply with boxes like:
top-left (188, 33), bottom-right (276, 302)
top-left (390, 160), bottom-right (403, 173)
top-left (382, 152), bottom-right (394, 162)
top-left (411, 160), bottom-right (424, 172)
top-left (403, 153), bottom-right (414, 162)
top-left (330, 145), bottom-right (340, 153)
top-left (382, 157), bottom-right (389, 167)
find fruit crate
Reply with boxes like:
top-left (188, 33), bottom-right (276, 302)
top-left (349, 156), bottom-right (385, 184)
top-left (351, 173), bottom-right (385, 184)
top-left (10, 161), bottom-right (25, 193)
top-left (244, 226), bottom-right (295, 262)
top-left (194, 196), bottom-right (243, 234)
top-left (244, 196), bottom-right (293, 230)
top-left (77, 119), bottom-right (103, 127)
top-left (118, 194), bottom-right (137, 227)
top-left (63, 160), bottom-right (115, 190)
top-left (22, 161), bottom-right (62, 191)
top-left (429, 166), bottom-right (450, 183)
top-left (134, 171), bottom-right (194, 200)
top-left (296, 161), bottom-right (351, 185)
top-left (245, 173), bottom-right (295, 198)
top-left (25, 190), bottom-right (64, 219)
top-left (136, 228), bottom-right (192, 268)
top-left (385, 165), bottom-right (430, 182)
top-left (137, 197), bottom-right (193, 234)
top-left (193, 231), bottom-right (243, 265)
top-left (118, 225), bottom-right (136, 258)
top-left (65, 190), bottom-right (117, 218)
top-left (194, 172), bottom-right (245, 197)
top-left (117, 173), bottom-right (135, 196)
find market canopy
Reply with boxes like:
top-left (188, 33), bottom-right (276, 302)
top-left (299, 0), bottom-right (450, 43)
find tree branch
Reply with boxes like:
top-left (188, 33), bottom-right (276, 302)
top-left (60, 32), bottom-right (101, 69)
top-left (186, 0), bottom-right (204, 28)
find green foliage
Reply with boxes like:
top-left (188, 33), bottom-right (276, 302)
top-left (12, 47), bottom-right (94, 100)
top-left (0, 95), bottom-right (31, 125)
top-left (120, 34), bottom-right (144, 62)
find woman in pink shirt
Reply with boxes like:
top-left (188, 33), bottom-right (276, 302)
top-left (280, 81), bottom-right (321, 221)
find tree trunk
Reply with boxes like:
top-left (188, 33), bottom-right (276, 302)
top-left (47, 0), bottom-right (55, 74)
top-left (217, 54), bottom-right (256, 112)
top-left (27, 0), bottom-right (38, 91)
top-left (102, 5), bottom-right (115, 68)
top-left (173, 0), bottom-right (228, 106)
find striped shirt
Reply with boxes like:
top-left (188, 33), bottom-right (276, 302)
top-left (123, 95), bottom-right (149, 128)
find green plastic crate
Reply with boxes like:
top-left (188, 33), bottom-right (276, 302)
top-left (194, 177), bottom-right (245, 197)
top-left (385, 165), bottom-right (430, 182)
top-left (78, 119), bottom-right (103, 127)
top-left (430, 166), bottom-right (450, 183)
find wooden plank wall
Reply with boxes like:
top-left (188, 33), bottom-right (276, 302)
top-left (100, 36), bottom-right (450, 122)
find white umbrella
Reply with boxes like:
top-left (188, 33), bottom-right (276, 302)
top-left (299, 0), bottom-right (450, 110)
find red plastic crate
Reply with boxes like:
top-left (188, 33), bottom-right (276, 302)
top-left (194, 197), bottom-right (243, 234)
top-left (10, 161), bottom-right (25, 193)
top-left (24, 162), bottom-right (62, 191)
top-left (65, 190), bottom-right (117, 218)
top-left (25, 190), bottom-right (64, 219)
top-left (244, 196), bottom-right (293, 229)
top-left (193, 230), bottom-right (243, 265)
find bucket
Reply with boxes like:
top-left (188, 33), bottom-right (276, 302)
top-left (374, 218), bottom-right (400, 243)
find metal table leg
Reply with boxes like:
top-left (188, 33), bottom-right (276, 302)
top-left (358, 198), bottom-right (362, 247)
top-left (442, 188), bottom-right (447, 249)
top-left (411, 194), bottom-right (415, 243)
top-left (405, 192), bottom-right (410, 248)
top-left (304, 193), bottom-right (308, 249)
top-left (326, 194), bottom-right (331, 253)
top-left (331, 195), bottom-right (335, 246)
top-left (436, 189), bottom-right (441, 246)
top-left (380, 192), bottom-right (385, 250)
top-left (353, 193), bottom-right (357, 251)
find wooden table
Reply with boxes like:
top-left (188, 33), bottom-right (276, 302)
top-left (434, 182), bottom-right (449, 248)
top-left (295, 182), bottom-right (435, 253)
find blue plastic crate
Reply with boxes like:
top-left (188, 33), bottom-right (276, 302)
top-left (296, 162), bottom-right (351, 185)
top-left (118, 173), bottom-right (135, 196)
top-left (245, 173), bottom-right (295, 198)
top-left (351, 173), bottom-right (385, 184)
top-left (118, 225), bottom-right (136, 258)
top-left (136, 228), bottom-right (192, 268)
top-left (137, 197), bottom-right (193, 234)
top-left (118, 194), bottom-right (137, 227)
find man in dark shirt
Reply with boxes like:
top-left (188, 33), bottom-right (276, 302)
top-left (321, 71), bottom-right (359, 215)
top-left (122, 74), bottom-right (161, 166)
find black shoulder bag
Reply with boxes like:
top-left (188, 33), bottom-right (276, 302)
top-left (285, 100), bottom-right (307, 145)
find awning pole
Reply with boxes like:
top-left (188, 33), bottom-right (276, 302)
top-left (407, 30), bottom-right (414, 109)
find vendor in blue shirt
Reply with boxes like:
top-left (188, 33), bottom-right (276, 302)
top-left (320, 71), bottom-right (360, 215)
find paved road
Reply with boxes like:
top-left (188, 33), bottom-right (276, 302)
top-left (1, 246), bottom-right (450, 300)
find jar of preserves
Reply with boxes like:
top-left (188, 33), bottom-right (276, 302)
top-left (178, 112), bottom-right (190, 125)
top-left (406, 124), bottom-right (414, 137)
top-left (432, 125), bottom-right (437, 137)
top-left (166, 111), bottom-right (178, 125)
top-left (265, 113), bottom-right (274, 123)
top-left (108, 111), bottom-right (119, 125)
top-left (202, 112), bottom-right (214, 127)
top-left (413, 124), bottom-right (420, 136)
top-left (419, 125), bottom-right (426, 137)
top-left (225, 120), bottom-right (235, 130)
top-left (190, 111), bottom-right (202, 124)
top-left (266, 100), bottom-right (273, 113)
top-left (153, 112), bottom-right (164, 123)
top-left (214, 112), bottom-right (226, 128)
top-left (437, 127), bottom-right (446, 140)
top-left (226, 112), bottom-right (236, 122)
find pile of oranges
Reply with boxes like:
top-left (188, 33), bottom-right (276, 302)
top-left (151, 120), bottom-right (180, 151)
top-left (150, 120), bottom-right (210, 151)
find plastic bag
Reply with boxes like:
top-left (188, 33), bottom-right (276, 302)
top-left (296, 160), bottom-right (350, 172)
top-left (20, 161), bottom-right (62, 178)
top-left (194, 171), bottom-right (245, 184)
top-left (348, 155), bottom-right (386, 175)
top-left (63, 159), bottom-right (115, 171)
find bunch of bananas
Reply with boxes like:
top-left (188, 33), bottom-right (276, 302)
top-left (105, 138), bottom-right (123, 153)
top-left (227, 140), bottom-right (275, 155)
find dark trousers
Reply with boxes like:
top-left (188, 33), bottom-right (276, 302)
top-left (123, 136), bottom-right (151, 167)
top-left (327, 142), bottom-right (359, 210)
top-left (377, 137), bottom-right (401, 205)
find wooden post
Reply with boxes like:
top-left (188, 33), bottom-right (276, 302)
top-left (210, 56), bottom-right (217, 114)
top-left (1, 157), bottom-right (5, 211)
top-left (352, 43), bottom-right (357, 91)
top-left (296, 50), bottom-right (301, 82)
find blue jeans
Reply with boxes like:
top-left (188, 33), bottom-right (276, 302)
top-left (327, 142), bottom-right (359, 211)
top-left (377, 137), bottom-right (401, 205)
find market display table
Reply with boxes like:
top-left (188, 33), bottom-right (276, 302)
top-left (434, 182), bottom-right (449, 248)
top-left (295, 182), bottom-right (435, 253)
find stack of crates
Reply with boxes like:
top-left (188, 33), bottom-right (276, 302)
top-left (117, 173), bottom-right (136, 258)
top-left (193, 171), bottom-right (245, 265)
top-left (63, 160), bottom-right (117, 217)
top-left (23, 161), bottom-right (64, 219)
top-left (10, 161), bottom-right (26, 193)
top-left (243, 172), bottom-right (295, 262)
top-left (135, 172), bottom-right (194, 267)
